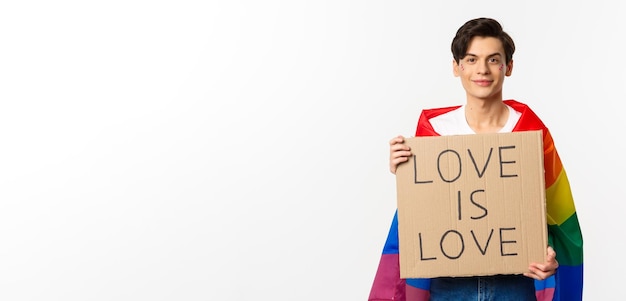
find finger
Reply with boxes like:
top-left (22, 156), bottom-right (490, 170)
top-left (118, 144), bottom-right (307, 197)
top-left (389, 135), bottom-right (405, 145)
top-left (390, 157), bottom-right (410, 169)
top-left (390, 142), bottom-right (411, 150)
top-left (532, 260), bottom-right (558, 272)
top-left (524, 266), bottom-right (552, 280)
top-left (390, 149), bottom-right (412, 159)
top-left (546, 247), bottom-right (557, 261)
top-left (390, 156), bottom-right (410, 174)
top-left (523, 266), bottom-right (545, 280)
top-left (391, 156), bottom-right (409, 165)
top-left (532, 263), bottom-right (549, 272)
top-left (523, 272), bottom-right (541, 281)
top-left (524, 271), bottom-right (548, 281)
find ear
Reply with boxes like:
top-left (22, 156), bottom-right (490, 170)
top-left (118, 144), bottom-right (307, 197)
top-left (505, 60), bottom-right (514, 76)
top-left (453, 59), bottom-right (460, 77)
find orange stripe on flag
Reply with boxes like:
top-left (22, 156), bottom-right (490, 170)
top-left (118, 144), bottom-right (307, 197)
top-left (543, 131), bottom-right (563, 188)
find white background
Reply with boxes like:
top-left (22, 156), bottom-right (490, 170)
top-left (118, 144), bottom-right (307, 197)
top-left (1, 1), bottom-right (623, 300)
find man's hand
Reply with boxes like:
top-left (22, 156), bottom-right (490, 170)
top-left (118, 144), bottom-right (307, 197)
top-left (389, 135), bottom-right (412, 174)
top-left (524, 246), bottom-right (559, 280)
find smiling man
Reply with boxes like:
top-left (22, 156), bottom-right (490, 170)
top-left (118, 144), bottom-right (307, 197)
top-left (369, 18), bottom-right (584, 301)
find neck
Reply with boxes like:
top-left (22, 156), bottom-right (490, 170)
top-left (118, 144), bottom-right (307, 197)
top-left (464, 99), bottom-right (509, 133)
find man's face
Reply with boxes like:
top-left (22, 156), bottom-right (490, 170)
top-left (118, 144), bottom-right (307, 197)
top-left (453, 36), bottom-right (513, 102)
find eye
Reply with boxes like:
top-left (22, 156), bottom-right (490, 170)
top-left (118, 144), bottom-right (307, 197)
top-left (466, 57), bottom-right (476, 63)
top-left (489, 57), bottom-right (500, 64)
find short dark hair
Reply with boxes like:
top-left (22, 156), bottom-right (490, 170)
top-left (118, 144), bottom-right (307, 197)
top-left (451, 18), bottom-right (515, 64)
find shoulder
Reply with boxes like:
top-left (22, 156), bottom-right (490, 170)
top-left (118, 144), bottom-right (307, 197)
top-left (504, 99), bottom-right (531, 112)
top-left (420, 104), bottom-right (462, 119)
top-left (505, 99), bottom-right (550, 134)
top-left (415, 104), bottom-right (462, 136)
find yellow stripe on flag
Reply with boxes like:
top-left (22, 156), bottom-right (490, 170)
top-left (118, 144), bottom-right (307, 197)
top-left (546, 169), bottom-right (576, 226)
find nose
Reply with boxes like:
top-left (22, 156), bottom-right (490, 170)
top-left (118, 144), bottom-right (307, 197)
top-left (477, 60), bottom-right (490, 74)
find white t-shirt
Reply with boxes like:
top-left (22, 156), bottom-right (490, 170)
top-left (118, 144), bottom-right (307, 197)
top-left (429, 104), bottom-right (521, 135)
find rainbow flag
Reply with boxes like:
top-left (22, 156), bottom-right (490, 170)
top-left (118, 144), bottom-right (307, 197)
top-left (369, 100), bottom-right (583, 301)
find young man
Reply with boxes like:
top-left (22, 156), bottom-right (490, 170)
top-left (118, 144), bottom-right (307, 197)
top-left (369, 18), bottom-right (583, 301)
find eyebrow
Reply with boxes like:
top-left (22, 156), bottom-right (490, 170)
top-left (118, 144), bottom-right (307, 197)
top-left (465, 52), bottom-right (503, 58)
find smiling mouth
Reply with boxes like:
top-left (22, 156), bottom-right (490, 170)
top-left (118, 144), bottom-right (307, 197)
top-left (473, 80), bottom-right (492, 86)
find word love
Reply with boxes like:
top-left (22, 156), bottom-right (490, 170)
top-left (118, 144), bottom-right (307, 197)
top-left (418, 227), bottom-right (518, 260)
top-left (412, 145), bottom-right (518, 184)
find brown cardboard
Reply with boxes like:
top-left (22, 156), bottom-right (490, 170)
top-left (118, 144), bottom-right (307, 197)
top-left (395, 130), bottom-right (547, 278)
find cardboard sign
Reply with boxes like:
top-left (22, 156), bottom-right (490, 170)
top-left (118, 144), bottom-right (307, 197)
top-left (395, 131), bottom-right (547, 278)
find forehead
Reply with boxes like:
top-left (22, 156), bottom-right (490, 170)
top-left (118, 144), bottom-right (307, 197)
top-left (466, 36), bottom-right (505, 56)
